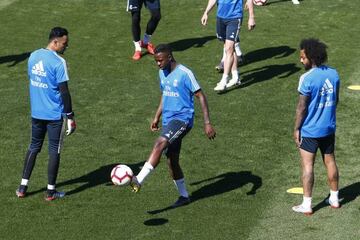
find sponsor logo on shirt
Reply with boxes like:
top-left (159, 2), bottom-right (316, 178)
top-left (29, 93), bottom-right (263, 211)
top-left (30, 76), bottom-right (48, 88)
top-left (31, 61), bottom-right (47, 77)
top-left (318, 79), bottom-right (335, 108)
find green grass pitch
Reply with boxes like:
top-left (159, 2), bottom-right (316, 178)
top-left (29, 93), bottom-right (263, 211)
top-left (0, 0), bottom-right (359, 239)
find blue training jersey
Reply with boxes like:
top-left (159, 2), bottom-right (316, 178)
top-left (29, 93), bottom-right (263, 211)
top-left (159, 64), bottom-right (201, 127)
top-left (217, 0), bottom-right (243, 19)
top-left (297, 65), bottom-right (340, 138)
top-left (28, 48), bottom-right (69, 120)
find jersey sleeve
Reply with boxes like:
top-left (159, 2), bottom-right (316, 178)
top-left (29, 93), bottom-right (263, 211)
top-left (55, 60), bottom-right (69, 83)
top-left (297, 74), bottom-right (311, 96)
top-left (183, 68), bottom-right (201, 93)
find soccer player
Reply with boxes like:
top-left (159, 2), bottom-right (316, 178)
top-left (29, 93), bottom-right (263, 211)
top-left (130, 44), bottom-right (216, 208)
top-left (201, 0), bottom-right (255, 91)
top-left (16, 27), bottom-right (76, 201)
top-left (292, 38), bottom-right (340, 215)
top-left (215, 39), bottom-right (245, 73)
top-left (127, 0), bottom-right (161, 61)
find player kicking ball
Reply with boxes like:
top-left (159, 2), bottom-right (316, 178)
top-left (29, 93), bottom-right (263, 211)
top-left (130, 44), bottom-right (216, 208)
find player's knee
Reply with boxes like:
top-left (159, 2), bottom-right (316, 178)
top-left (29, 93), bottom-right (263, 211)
top-left (153, 137), bottom-right (168, 152)
top-left (29, 144), bottom-right (42, 154)
top-left (150, 9), bottom-right (161, 23)
top-left (131, 11), bottom-right (141, 24)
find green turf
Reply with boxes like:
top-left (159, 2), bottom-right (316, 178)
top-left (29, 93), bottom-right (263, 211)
top-left (1, 0), bottom-right (359, 239)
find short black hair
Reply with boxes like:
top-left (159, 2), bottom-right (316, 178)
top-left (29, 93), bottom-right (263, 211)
top-left (154, 44), bottom-right (172, 55)
top-left (300, 38), bottom-right (328, 66)
top-left (49, 27), bottom-right (68, 41)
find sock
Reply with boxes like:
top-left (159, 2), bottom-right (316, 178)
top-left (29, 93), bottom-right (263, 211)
top-left (143, 34), bottom-right (152, 45)
top-left (235, 42), bottom-right (242, 57)
top-left (47, 184), bottom-right (56, 191)
top-left (173, 178), bottom-right (189, 198)
top-left (221, 74), bottom-right (228, 82)
top-left (21, 179), bottom-right (29, 186)
top-left (329, 190), bottom-right (339, 201)
top-left (221, 47), bottom-right (226, 62)
top-left (302, 196), bottom-right (312, 208)
top-left (133, 41), bottom-right (141, 51)
top-left (136, 162), bottom-right (154, 184)
top-left (231, 70), bottom-right (239, 80)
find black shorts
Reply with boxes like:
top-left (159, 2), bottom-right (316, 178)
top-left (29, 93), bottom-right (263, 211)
top-left (161, 119), bottom-right (191, 155)
top-left (127, 0), bottom-right (160, 12)
top-left (216, 17), bottom-right (242, 42)
top-left (300, 134), bottom-right (335, 154)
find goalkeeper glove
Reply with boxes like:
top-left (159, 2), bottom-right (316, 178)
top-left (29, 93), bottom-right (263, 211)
top-left (65, 112), bottom-right (76, 136)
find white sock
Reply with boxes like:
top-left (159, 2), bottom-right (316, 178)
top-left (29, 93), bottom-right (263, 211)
top-left (136, 162), bottom-right (154, 184)
top-left (302, 196), bottom-right (312, 208)
top-left (235, 42), bottom-right (242, 57)
top-left (221, 47), bottom-right (226, 62)
top-left (143, 34), bottom-right (152, 45)
top-left (231, 70), bottom-right (239, 80)
top-left (221, 74), bottom-right (228, 83)
top-left (329, 190), bottom-right (339, 201)
top-left (173, 178), bottom-right (189, 198)
top-left (47, 184), bottom-right (55, 190)
top-left (133, 41), bottom-right (141, 51)
top-left (21, 179), bottom-right (29, 186)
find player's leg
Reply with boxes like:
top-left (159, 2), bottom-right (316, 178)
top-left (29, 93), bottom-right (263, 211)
top-left (45, 119), bottom-right (66, 201)
top-left (214, 18), bottom-right (228, 90)
top-left (320, 134), bottom-right (340, 208)
top-left (128, 0), bottom-right (143, 60)
top-left (143, 1), bottom-right (161, 54)
top-left (131, 136), bottom-right (168, 192)
top-left (165, 123), bottom-right (191, 207)
top-left (16, 118), bottom-right (46, 198)
top-left (292, 137), bottom-right (317, 215)
top-left (226, 19), bottom-right (242, 88)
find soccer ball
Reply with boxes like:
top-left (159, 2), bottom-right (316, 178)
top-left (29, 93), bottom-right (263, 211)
top-left (253, 0), bottom-right (267, 6)
top-left (110, 164), bottom-right (133, 186)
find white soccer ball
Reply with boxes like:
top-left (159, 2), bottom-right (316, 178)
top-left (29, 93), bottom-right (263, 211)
top-left (110, 164), bottom-right (134, 186)
top-left (253, 0), bottom-right (267, 6)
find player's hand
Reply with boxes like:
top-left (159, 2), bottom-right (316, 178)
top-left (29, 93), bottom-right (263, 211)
top-left (204, 123), bottom-right (216, 140)
top-left (248, 17), bottom-right (256, 30)
top-left (151, 119), bottom-right (160, 132)
top-left (201, 14), bottom-right (208, 26)
top-left (293, 129), bottom-right (300, 148)
top-left (244, 2), bottom-right (249, 10)
top-left (66, 118), bottom-right (76, 136)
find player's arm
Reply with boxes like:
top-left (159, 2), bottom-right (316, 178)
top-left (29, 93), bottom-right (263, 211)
top-left (201, 0), bottom-right (217, 26)
top-left (151, 95), bottom-right (163, 132)
top-left (194, 90), bottom-right (216, 140)
top-left (293, 94), bottom-right (309, 147)
top-left (246, 0), bottom-right (256, 30)
top-left (59, 81), bottom-right (76, 135)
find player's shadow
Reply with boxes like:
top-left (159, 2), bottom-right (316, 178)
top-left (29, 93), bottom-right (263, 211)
top-left (266, 0), bottom-right (302, 6)
top-left (243, 46), bottom-right (296, 66)
top-left (25, 161), bottom-right (144, 197)
top-left (168, 36), bottom-right (217, 52)
top-left (0, 52), bottom-right (31, 67)
top-left (218, 63), bottom-right (301, 94)
top-left (312, 182), bottom-right (360, 213)
top-left (147, 171), bottom-right (262, 215)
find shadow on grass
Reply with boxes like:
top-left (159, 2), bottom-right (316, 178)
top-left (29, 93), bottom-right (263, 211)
top-left (217, 63), bottom-right (301, 94)
top-left (0, 52), bottom-right (31, 67)
top-left (312, 182), bottom-right (360, 213)
top-left (147, 171), bottom-right (262, 215)
top-left (242, 46), bottom-right (296, 66)
top-left (25, 161), bottom-right (144, 197)
top-left (168, 36), bottom-right (217, 52)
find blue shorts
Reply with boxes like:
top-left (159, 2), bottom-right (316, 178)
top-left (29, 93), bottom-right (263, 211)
top-left (216, 17), bottom-right (242, 42)
top-left (127, 0), bottom-right (160, 12)
top-left (300, 134), bottom-right (335, 154)
top-left (161, 119), bottom-right (191, 155)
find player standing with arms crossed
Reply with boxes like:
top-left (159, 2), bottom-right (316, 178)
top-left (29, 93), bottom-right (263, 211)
top-left (293, 38), bottom-right (340, 215)
top-left (16, 27), bottom-right (76, 201)
top-left (130, 44), bottom-right (216, 208)
top-left (201, 0), bottom-right (255, 91)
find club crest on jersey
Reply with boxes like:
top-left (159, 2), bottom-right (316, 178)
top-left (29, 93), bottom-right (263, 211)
top-left (173, 79), bottom-right (178, 87)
